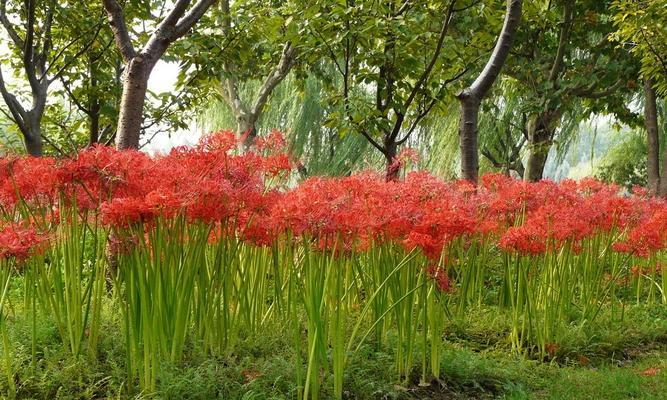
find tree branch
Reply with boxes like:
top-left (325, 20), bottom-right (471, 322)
top-left (0, 66), bottom-right (28, 133)
top-left (640, 28), bottom-right (667, 79)
top-left (101, 0), bottom-right (136, 62)
top-left (570, 79), bottom-right (624, 99)
top-left (0, 0), bottom-right (24, 49)
top-left (249, 42), bottom-right (296, 118)
top-left (548, 0), bottom-right (573, 82)
top-left (397, 66), bottom-right (469, 145)
top-left (44, 20), bottom-right (104, 78)
top-left (60, 77), bottom-right (91, 115)
top-left (400, 0), bottom-right (456, 117)
top-left (48, 25), bottom-right (103, 82)
top-left (160, 0), bottom-right (192, 29)
top-left (23, 0), bottom-right (41, 93)
top-left (172, 0), bottom-right (217, 39)
top-left (39, 0), bottom-right (55, 76)
top-left (359, 129), bottom-right (386, 154)
top-left (461, 0), bottom-right (522, 99)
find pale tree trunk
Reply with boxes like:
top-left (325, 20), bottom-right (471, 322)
top-left (644, 79), bottom-right (661, 194)
top-left (524, 111), bottom-right (559, 182)
top-left (458, 0), bottom-right (522, 183)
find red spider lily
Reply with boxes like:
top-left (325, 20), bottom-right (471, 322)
top-left (57, 145), bottom-right (155, 209)
top-left (144, 189), bottom-right (182, 218)
top-left (0, 223), bottom-right (48, 261)
top-left (0, 132), bottom-right (665, 263)
top-left (498, 225), bottom-right (547, 256)
top-left (196, 130), bottom-right (240, 152)
top-left (612, 206), bottom-right (667, 258)
top-left (253, 129), bottom-right (288, 153)
top-left (101, 197), bottom-right (157, 228)
top-left (0, 156), bottom-right (58, 209)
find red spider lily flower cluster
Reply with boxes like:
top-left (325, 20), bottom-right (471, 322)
top-left (612, 205), bottom-right (667, 257)
top-left (0, 130), bottom-right (666, 263)
top-left (0, 223), bottom-right (47, 262)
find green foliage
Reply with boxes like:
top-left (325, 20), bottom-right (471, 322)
top-left (595, 128), bottom-right (647, 189)
top-left (298, 0), bottom-right (494, 157)
top-left (612, 0), bottom-right (667, 96)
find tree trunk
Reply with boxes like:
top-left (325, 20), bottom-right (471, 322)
top-left (457, 0), bottom-right (522, 184)
top-left (459, 97), bottom-right (480, 182)
top-left (89, 58), bottom-right (101, 146)
top-left (115, 57), bottom-right (151, 150)
top-left (524, 112), bottom-right (557, 182)
top-left (384, 140), bottom-right (399, 182)
top-left (525, 143), bottom-right (549, 182)
top-left (23, 127), bottom-right (43, 156)
top-left (90, 108), bottom-right (100, 146)
top-left (645, 79), bottom-right (661, 194)
top-left (237, 115), bottom-right (258, 148)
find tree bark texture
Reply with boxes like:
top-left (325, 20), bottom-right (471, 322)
top-left (524, 111), bottom-right (559, 182)
top-left (644, 79), bottom-right (661, 194)
top-left (458, 0), bottom-right (522, 183)
top-left (115, 57), bottom-right (151, 150)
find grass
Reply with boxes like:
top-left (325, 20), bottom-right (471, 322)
top-left (1, 280), bottom-right (666, 399)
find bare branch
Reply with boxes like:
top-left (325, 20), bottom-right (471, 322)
top-left (453, 0), bottom-right (483, 12)
top-left (359, 129), bottom-right (386, 154)
top-left (40, 133), bottom-right (66, 156)
top-left (462, 0), bottom-right (522, 98)
top-left (160, 0), bottom-right (192, 28)
top-left (60, 77), bottom-right (91, 115)
top-left (40, 0), bottom-right (55, 73)
top-left (394, 0), bottom-right (412, 16)
top-left (640, 28), bottom-right (667, 79)
top-left (397, 66), bottom-right (469, 145)
top-left (311, 27), bottom-right (345, 77)
top-left (481, 148), bottom-right (502, 167)
top-left (23, 0), bottom-right (41, 93)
